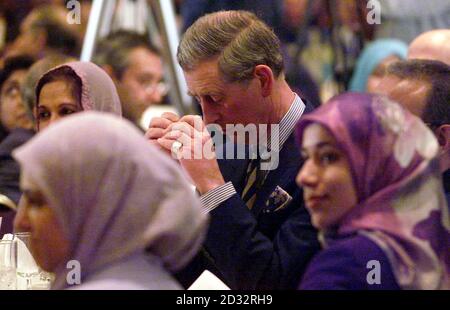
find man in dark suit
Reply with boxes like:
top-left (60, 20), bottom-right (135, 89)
top-left (146, 10), bottom-right (319, 289)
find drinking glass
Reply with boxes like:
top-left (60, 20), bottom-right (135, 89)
top-left (0, 239), bottom-right (17, 290)
top-left (14, 232), bottom-right (39, 290)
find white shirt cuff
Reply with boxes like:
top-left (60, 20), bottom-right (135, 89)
top-left (200, 181), bottom-right (237, 213)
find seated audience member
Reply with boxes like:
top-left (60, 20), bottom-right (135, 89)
top-left (13, 112), bottom-right (208, 289)
top-left (4, 5), bottom-right (82, 59)
top-left (0, 55), bottom-right (75, 236)
top-left (0, 55), bottom-right (34, 235)
top-left (35, 61), bottom-right (122, 131)
top-left (94, 31), bottom-right (166, 128)
top-left (148, 10), bottom-right (319, 289)
top-left (408, 29), bottom-right (450, 65)
top-left (21, 54), bottom-right (76, 125)
top-left (348, 39), bottom-right (407, 93)
top-left (296, 93), bottom-right (449, 290)
top-left (376, 60), bottom-right (450, 204)
top-left (12, 61), bottom-right (123, 233)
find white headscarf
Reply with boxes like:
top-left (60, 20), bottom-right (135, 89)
top-left (13, 112), bottom-right (208, 289)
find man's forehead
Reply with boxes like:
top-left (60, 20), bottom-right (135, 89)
top-left (378, 75), bottom-right (430, 96)
top-left (184, 69), bottom-right (225, 95)
top-left (378, 75), bottom-right (430, 117)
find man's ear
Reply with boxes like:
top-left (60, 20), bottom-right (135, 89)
top-left (253, 65), bottom-right (274, 97)
top-left (435, 124), bottom-right (450, 150)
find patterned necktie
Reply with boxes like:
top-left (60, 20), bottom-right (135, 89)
top-left (241, 158), bottom-right (264, 209)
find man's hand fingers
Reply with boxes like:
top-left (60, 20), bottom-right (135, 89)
top-left (145, 127), bottom-right (166, 140)
top-left (161, 112), bottom-right (180, 122)
top-left (167, 121), bottom-right (196, 137)
top-left (179, 115), bottom-right (205, 130)
top-left (149, 117), bottom-right (173, 130)
top-left (157, 137), bottom-right (176, 152)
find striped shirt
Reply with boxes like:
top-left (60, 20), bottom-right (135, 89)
top-left (200, 94), bottom-right (306, 213)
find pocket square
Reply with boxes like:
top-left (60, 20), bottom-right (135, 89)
top-left (266, 186), bottom-right (293, 212)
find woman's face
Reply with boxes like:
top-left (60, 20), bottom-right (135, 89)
top-left (37, 79), bottom-right (82, 131)
top-left (15, 176), bottom-right (70, 272)
top-left (296, 123), bottom-right (358, 230)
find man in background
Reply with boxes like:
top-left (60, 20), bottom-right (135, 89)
top-left (94, 30), bottom-right (167, 128)
top-left (376, 59), bottom-right (450, 204)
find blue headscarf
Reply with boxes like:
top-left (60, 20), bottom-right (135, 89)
top-left (349, 39), bottom-right (408, 92)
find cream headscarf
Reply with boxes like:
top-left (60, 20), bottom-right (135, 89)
top-left (13, 112), bottom-right (208, 289)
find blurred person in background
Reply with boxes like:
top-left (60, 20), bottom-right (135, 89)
top-left (34, 61), bottom-right (122, 132)
top-left (376, 59), bottom-right (450, 204)
top-left (348, 39), bottom-right (407, 92)
top-left (13, 60), bottom-right (122, 234)
top-left (94, 31), bottom-right (167, 129)
top-left (3, 4), bottom-right (83, 59)
top-left (21, 54), bottom-right (76, 127)
top-left (278, 0), bottom-right (375, 101)
top-left (0, 54), bottom-right (74, 237)
top-left (0, 55), bottom-right (34, 235)
top-left (375, 0), bottom-right (450, 43)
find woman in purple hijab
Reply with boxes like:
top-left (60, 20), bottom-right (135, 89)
top-left (296, 92), bottom-right (449, 290)
top-left (12, 112), bottom-right (208, 289)
top-left (34, 61), bottom-right (122, 131)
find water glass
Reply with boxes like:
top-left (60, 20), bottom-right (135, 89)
top-left (14, 232), bottom-right (39, 290)
top-left (14, 232), bottom-right (53, 290)
top-left (0, 239), bottom-right (16, 290)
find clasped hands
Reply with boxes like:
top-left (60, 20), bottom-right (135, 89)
top-left (145, 112), bottom-right (225, 195)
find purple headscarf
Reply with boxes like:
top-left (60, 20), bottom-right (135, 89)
top-left (36, 61), bottom-right (122, 115)
top-left (296, 92), bottom-right (449, 289)
top-left (13, 112), bottom-right (208, 289)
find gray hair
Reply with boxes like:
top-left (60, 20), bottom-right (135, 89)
top-left (177, 10), bottom-right (284, 83)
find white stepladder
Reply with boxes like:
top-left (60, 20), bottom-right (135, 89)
top-left (80, 0), bottom-right (195, 115)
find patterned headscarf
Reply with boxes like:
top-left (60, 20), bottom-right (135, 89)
top-left (13, 112), bottom-right (208, 289)
top-left (296, 92), bottom-right (449, 289)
